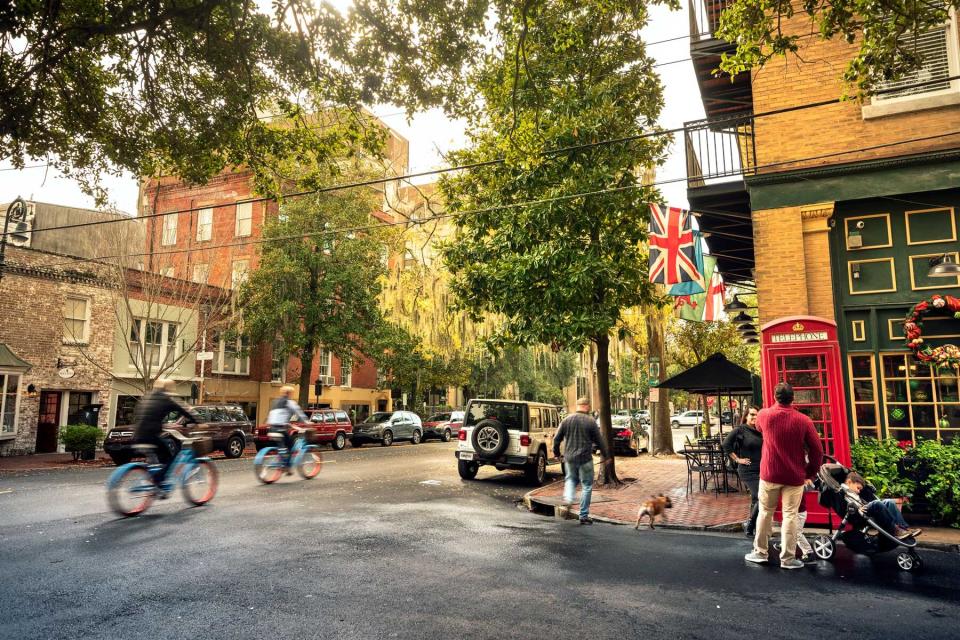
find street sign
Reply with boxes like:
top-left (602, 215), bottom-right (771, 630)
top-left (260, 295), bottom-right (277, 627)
top-left (196, 351), bottom-right (214, 361)
top-left (648, 357), bottom-right (660, 386)
top-left (649, 387), bottom-right (660, 403)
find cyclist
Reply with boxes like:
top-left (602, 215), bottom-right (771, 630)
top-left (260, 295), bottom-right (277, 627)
top-left (132, 379), bottom-right (198, 489)
top-left (266, 385), bottom-right (308, 469)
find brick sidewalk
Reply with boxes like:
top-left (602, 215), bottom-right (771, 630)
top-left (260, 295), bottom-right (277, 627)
top-left (0, 446), bottom-right (258, 472)
top-left (529, 455), bottom-right (751, 531)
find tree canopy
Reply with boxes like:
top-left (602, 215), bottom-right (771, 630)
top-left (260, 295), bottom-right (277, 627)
top-left (440, 0), bottom-right (672, 480)
top-left (717, 0), bottom-right (960, 94)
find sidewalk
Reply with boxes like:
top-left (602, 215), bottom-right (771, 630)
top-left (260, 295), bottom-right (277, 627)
top-left (525, 455), bottom-right (960, 552)
top-left (0, 452), bottom-right (114, 472)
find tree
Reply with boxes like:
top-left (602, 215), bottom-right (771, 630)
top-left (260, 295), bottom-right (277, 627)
top-left (440, 0), bottom-right (671, 483)
top-left (717, 0), bottom-right (960, 94)
top-left (1, 1), bottom-right (497, 203)
top-left (667, 319), bottom-right (759, 373)
top-left (237, 181), bottom-right (390, 407)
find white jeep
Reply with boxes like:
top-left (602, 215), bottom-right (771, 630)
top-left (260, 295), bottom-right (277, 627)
top-left (455, 399), bottom-right (561, 486)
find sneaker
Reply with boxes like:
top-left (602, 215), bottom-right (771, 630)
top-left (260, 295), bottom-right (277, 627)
top-left (800, 553), bottom-right (816, 564)
top-left (780, 558), bottom-right (804, 570)
top-left (894, 527), bottom-right (912, 540)
top-left (579, 517), bottom-right (594, 525)
top-left (910, 528), bottom-right (923, 538)
top-left (744, 552), bottom-right (768, 564)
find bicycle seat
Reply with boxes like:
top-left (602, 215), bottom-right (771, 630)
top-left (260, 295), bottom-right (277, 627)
top-left (131, 444), bottom-right (157, 453)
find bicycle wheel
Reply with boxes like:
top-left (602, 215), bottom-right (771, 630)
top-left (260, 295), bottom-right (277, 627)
top-left (106, 465), bottom-right (156, 517)
top-left (254, 448), bottom-right (284, 484)
top-left (297, 446), bottom-right (323, 479)
top-left (182, 460), bottom-right (219, 506)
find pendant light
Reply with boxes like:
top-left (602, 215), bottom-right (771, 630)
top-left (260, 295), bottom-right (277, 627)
top-left (928, 254), bottom-right (960, 278)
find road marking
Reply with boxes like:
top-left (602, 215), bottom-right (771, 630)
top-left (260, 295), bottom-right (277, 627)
top-left (0, 489), bottom-right (12, 495)
top-left (420, 480), bottom-right (442, 486)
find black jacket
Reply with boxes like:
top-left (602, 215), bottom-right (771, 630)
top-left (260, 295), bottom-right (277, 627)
top-left (722, 424), bottom-right (763, 474)
top-left (133, 390), bottom-right (197, 441)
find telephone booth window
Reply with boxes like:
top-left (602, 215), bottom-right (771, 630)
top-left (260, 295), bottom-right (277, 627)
top-left (775, 353), bottom-right (834, 456)
top-left (880, 353), bottom-right (960, 443)
top-left (849, 354), bottom-right (881, 439)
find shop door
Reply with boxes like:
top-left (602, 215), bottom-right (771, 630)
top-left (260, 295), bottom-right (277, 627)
top-left (36, 391), bottom-right (62, 453)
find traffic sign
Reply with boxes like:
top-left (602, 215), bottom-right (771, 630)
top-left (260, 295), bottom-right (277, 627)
top-left (196, 351), bottom-right (214, 361)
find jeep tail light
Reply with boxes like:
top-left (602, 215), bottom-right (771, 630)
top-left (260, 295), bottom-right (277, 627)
top-left (519, 434), bottom-right (531, 447)
top-left (458, 429), bottom-right (467, 441)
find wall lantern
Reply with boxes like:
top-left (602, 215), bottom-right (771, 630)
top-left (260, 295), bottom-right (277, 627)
top-left (928, 254), bottom-right (960, 278)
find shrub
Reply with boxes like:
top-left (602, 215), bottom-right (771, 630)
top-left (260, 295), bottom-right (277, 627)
top-left (850, 437), bottom-right (915, 500)
top-left (905, 440), bottom-right (960, 528)
top-left (58, 424), bottom-right (103, 461)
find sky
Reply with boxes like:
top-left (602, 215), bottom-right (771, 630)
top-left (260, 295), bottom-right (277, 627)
top-left (0, 4), bottom-right (702, 215)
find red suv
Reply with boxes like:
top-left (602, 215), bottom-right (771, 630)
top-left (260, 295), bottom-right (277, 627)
top-left (254, 408), bottom-right (352, 451)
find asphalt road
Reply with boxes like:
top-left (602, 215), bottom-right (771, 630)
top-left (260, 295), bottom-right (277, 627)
top-left (2, 441), bottom-right (959, 640)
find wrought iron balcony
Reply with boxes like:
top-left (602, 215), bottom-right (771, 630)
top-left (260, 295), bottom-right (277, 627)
top-left (684, 113), bottom-right (756, 189)
top-left (689, 0), bottom-right (732, 43)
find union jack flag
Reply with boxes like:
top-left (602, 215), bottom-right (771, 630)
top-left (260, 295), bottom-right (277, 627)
top-left (648, 204), bottom-right (702, 285)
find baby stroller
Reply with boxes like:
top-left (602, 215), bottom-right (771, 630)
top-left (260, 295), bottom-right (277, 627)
top-left (810, 456), bottom-right (922, 571)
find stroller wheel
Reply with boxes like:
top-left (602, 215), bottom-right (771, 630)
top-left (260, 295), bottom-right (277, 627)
top-left (813, 535), bottom-right (835, 560)
top-left (896, 551), bottom-right (922, 572)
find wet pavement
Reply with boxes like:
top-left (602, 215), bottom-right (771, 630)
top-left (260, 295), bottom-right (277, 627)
top-left (1, 441), bottom-right (959, 639)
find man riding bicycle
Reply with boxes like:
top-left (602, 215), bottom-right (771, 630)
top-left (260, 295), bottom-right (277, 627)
top-left (266, 386), bottom-right (309, 469)
top-left (132, 379), bottom-right (199, 488)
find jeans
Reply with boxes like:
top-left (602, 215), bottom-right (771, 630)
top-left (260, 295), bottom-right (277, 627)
top-left (739, 470), bottom-right (760, 534)
top-left (564, 459), bottom-right (595, 519)
top-left (865, 499), bottom-right (909, 533)
top-left (754, 480), bottom-right (805, 565)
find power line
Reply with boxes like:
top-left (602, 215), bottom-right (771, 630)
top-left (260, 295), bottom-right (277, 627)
top-left (30, 127), bottom-right (960, 270)
top-left (5, 72), bottom-right (959, 241)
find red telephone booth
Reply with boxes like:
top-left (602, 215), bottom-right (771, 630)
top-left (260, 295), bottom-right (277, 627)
top-left (761, 316), bottom-right (851, 524)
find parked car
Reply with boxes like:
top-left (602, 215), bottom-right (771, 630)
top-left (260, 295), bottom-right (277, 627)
top-left (253, 408), bottom-right (352, 451)
top-left (634, 410), bottom-right (651, 425)
top-left (351, 410), bottom-right (423, 447)
top-left (670, 410), bottom-right (719, 428)
top-left (611, 415), bottom-right (642, 456)
top-left (104, 404), bottom-right (253, 465)
top-left (455, 399), bottom-right (560, 486)
top-left (447, 410), bottom-right (464, 437)
top-left (422, 412), bottom-right (457, 442)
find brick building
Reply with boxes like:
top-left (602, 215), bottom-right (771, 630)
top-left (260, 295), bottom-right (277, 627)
top-left (686, 2), bottom-right (960, 444)
top-left (137, 118), bottom-right (411, 420)
top-left (0, 246), bottom-right (116, 455)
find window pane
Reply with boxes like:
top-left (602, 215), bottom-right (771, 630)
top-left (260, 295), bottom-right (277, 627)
top-left (853, 380), bottom-right (875, 402)
top-left (882, 354), bottom-right (906, 379)
top-left (795, 388), bottom-right (826, 404)
top-left (937, 404), bottom-right (960, 428)
top-left (912, 404), bottom-right (936, 429)
top-left (887, 405), bottom-right (909, 429)
top-left (885, 380), bottom-right (909, 403)
top-left (850, 355), bottom-right (873, 378)
top-left (855, 404), bottom-right (877, 427)
top-left (782, 355), bottom-right (822, 371)
top-left (786, 371), bottom-right (821, 387)
top-left (910, 379), bottom-right (934, 402)
top-left (236, 202), bottom-right (253, 237)
top-left (937, 375), bottom-right (960, 402)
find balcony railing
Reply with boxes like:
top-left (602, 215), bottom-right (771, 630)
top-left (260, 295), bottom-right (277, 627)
top-left (684, 113), bottom-right (756, 188)
top-left (689, 0), bottom-right (732, 43)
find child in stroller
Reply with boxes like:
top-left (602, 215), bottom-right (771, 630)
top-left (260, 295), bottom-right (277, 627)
top-left (810, 459), bottom-right (923, 572)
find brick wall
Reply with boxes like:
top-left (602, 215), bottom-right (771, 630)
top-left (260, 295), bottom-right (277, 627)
top-left (751, 12), bottom-right (960, 174)
top-left (0, 247), bottom-right (115, 455)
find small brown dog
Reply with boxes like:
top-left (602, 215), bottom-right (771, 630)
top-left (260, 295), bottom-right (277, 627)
top-left (635, 494), bottom-right (673, 530)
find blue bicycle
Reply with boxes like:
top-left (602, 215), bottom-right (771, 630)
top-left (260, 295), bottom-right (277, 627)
top-left (254, 428), bottom-right (323, 483)
top-left (106, 431), bottom-right (219, 517)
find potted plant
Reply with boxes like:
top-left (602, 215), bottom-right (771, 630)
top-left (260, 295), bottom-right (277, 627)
top-left (850, 437), bottom-right (916, 506)
top-left (58, 424), bottom-right (103, 461)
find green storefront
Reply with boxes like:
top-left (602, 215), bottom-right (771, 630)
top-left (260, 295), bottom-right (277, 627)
top-left (750, 153), bottom-right (960, 445)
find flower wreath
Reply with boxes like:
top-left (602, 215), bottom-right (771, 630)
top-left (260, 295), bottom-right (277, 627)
top-left (903, 294), bottom-right (960, 370)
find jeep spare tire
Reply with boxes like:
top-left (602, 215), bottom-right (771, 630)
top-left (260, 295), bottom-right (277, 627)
top-left (471, 419), bottom-right (509, 459)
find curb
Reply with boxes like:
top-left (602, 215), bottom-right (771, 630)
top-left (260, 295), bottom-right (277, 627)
top-left (523, 489), bottom-right (959, 552)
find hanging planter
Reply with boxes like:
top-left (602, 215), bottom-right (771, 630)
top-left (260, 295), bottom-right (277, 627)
top-left (903, 294), bottom-right (960, 371)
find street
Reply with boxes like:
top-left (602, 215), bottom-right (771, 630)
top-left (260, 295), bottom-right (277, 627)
top-left (2, 442), bottom-right (959, 640)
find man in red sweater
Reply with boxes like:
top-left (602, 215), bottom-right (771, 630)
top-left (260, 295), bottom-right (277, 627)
top-left (745, 382), bottom-right (824, 569)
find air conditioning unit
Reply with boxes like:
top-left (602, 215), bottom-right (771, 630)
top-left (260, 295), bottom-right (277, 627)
top-left (319, 375), bottom-right (335, 387)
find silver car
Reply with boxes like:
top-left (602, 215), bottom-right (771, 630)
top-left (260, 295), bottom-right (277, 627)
top-left (350, 410), bottom-right (423, 447)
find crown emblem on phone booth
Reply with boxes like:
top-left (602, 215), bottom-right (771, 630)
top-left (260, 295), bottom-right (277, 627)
top-left (792, 322), bottom-right (805, 332)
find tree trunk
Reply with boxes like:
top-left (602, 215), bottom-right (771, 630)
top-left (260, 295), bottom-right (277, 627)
top-left (594, 333), bottom-right (620, 485)
top-left (299, 346), bottom-right (314, 408)
top-left (646, 311), bottom-right (674, 455)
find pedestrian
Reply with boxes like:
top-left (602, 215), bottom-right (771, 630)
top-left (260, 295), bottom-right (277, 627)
top-left (132, 379), bottom-right (198, 485)
top-left (722, 404), bottom-right (762, 537)
top-left (553, 397), bottom-right (612, 525)
top-left (744, 383), bottom-right (823, 570)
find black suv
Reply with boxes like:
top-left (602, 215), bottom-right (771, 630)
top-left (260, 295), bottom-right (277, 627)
top-left (104, 404), bottom-right (253, 465)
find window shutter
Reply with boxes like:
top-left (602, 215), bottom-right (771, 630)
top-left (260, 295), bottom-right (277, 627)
top-left (876, 25), bottom-right (953, 100)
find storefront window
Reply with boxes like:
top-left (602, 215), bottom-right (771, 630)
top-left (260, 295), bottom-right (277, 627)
top-left (880, 353), bottom-right (959, 443)
top-left (0, 372), bottom-right (20, 436)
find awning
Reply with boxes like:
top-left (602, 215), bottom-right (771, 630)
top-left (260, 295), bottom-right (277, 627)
top-left (0, 344), bottom-right (32, 372)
